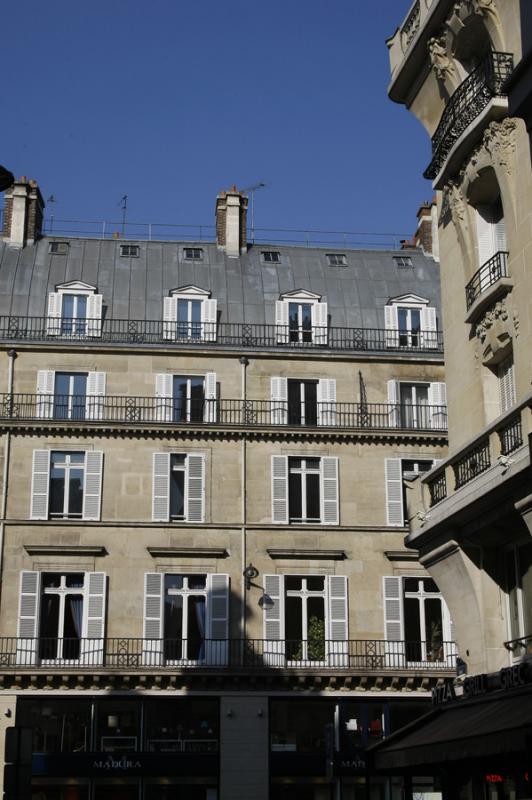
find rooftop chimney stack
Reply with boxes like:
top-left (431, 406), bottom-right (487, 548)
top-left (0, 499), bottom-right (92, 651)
top-left (2, 177), bottom-right (44, 248)
top-left (413, 199), bottom-right (439, 261)
top-left (215, 186), bottom-right (248, 257)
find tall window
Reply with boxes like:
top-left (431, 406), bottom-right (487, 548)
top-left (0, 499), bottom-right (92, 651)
top-left (164, 574), bottom-right (207, 661)
top-left (173, 376), bottom-right (205, 422)
top-left (288, 457), bottom-right (321, 523)
top-left (289, 302), bottom-right (312, 343)
top-left (285, 576), bottom-right (326, 662)
top-left (177, 298), bottom-right (202, 339)
top-left (384, 296), bottom-right (437, 350)
top-left (385, 458), bottom-right (436, 526)
top-left (152, 452), bottom-right (205, 523)
top-left (47, 284), bottom-right (103, 338)
top-left (506, 543), bottom-right (532, 644)
top-left (275, 292), bottom-right (328, 345)
top-left (61, 294), bottom-right (87, 336)
top-left (399, 383), bottom-right (429, 428)
top-left (272, 455), bottom-right (339, 525)
top-left (398, 306), bottom-right (421, 347)
top-left (53, 372), bottom-right (88, 420)
top-left (170, 455), bottom-right (186, 520)
top-left (287, 380), bottom-right (318, 425)
top-left (163, 287), bottom-right (217, 343)
top-left (39, 573), bottom-right (85, 661)
top-left (498, 355), bottom-right (516, 415)
top-left (49, 452), bottom-right (85, 518)
top-left (403, 577), bottom-right (449, 663)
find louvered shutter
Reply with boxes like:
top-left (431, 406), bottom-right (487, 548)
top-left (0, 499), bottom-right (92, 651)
top-left (494, 216), bottom-right (507, 254)
top-left (476, 205), bottom-right (496, 266)
top-left (428, 382), bottom-right (447, 429)
top-left (263, 575), bottom-right (285, 665)
top-left (143, 573), bottom-right (163, 665)
top-left (387, 380), bottom-right (400, 428)
top-left (186, 454), bottom-right (205, 522)
top-left (312, 302), bottom-right (328, 345)
top-left (86, 294), bottom-right (103, 337)
top-left (205, 574), bottom-right (229, 665)
top-left (152, 453), bottom-right (170, 522)
top-left (163, 297), bottom-right (177, 340)
top-left (318, 379), bottom-right (337, 426)
top-left (327, 575), bottom-right (348, 666)
top-left (384, 305), bottom-right (399, 348)
top-left (86, 371), bottom-right (106, 420)
top-left (203, 372), bottom-right (217, 423)
top-left (275, 301), bottom-right (289, 344)
top-left (321, 457), bottom-right (339, 525)
top-left (36, 370), bottom-right (54, 419)
top-left (80, 572), bottom-right (106, 665)
top-left (385, 458), bottom-right (404, 527)
top-left (31, 450), bottom-right (50, 520)
top-left (155, 373), bottom-right (173, 423)
top-left (498, 357), bottom-right (516, 414)
top-left (46, 292), bottom-right (62, 335)
top-left (83, 451), bottom-right (103, 520)
top-left (421, 306), bottom-right (437, 349)
top-left (201, 299), bottom-right (218, 342)
top-left (271, 455), bottom-right (289, 524)
top-left (383, 576), bottom-right (405, 667)
top-left (270, 377), bottom-right (288, 425)
top-left (16, 571), bottom-right (40, 665)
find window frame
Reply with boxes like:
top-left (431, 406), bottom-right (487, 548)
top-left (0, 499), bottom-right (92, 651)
top-left (30, 449), bottom-right (103, 521)
top-left (163, 286), bottom-right (217, 343)
top-left (152, 452), bottom-right (205, 523)
top-left (47, 282), bottom-right (102, 338)
top-left (261, 250), bottom-right (281, 264)
top-left (385, 294), bottom-right (437, 350)
top-left (326, 253), bottom-right (347, 267)
top-left (276, 290), bottom-right (328, 346)
top-left (48, 241), bottom-right (69, 255)
top-left (119, 244), bottom-right (140, 258)
top-left (271, 455), bottom-right (339, 525)
top-left (183, 247), bottom-right (204, 261)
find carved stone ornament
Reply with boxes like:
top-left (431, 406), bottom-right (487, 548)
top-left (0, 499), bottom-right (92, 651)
top-left (443, 180), bottom-right (466, 223)
top-left (427, 34), bottom-right (455, 80)
top-left (481, 118), bottom-right (518, 175)
top-left (472, 0), bottom-right (498, 20)
top-left (449, 0), bottom-right (498, 24)
top-left (475, 297), bottom-right (515, 364)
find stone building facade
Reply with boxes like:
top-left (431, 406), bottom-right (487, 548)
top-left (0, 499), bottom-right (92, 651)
top-left (0, 182), bottom-right (451, 800)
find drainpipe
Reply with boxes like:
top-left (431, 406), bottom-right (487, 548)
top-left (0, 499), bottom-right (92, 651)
top-left (239, 356), bottom-right (249, 640)
top-left (0, 350), bottom-right (16, 610)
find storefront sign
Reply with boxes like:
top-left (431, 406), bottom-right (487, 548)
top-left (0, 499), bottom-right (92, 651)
top-left (432, 662), bottom-right (532, 706)
top-left (333, 749), bottom-right (366, 775)
top-left (32, 752), bottom-right (218, 778)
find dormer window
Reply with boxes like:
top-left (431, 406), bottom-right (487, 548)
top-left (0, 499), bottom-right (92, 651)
top-left (262, 251), bottom-right (281, 264)
top-left (384, 294), bottom-right (437, 350)
top-left (48, 242), bottom-right (69, 255)
top-left (327, 253), bottom-right (347, 267)
top-left (183, 247), bottom-right (203, 261)
top-left (119, 244), bottom-right (139, 257)
top-left (47, 282), bottom-right (103, 338)
top-left (275, 290), bottom-right (328, 346)
top-left (163, 285), bottom-right (217, 342)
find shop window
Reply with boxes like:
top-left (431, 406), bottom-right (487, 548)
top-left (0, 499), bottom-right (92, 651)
top-left (96, 701), bottom-right (141, 752)
top-left (17, 698), bottom-right (92, 754)
top-left (144, 698), bottom-right (219, 753)
top-left (270, 700), bottom-right (335, 753)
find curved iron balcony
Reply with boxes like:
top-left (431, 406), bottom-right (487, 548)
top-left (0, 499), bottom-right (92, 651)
top-left (0, 394), bottom-right (449, 432)
top-left (465, 251), bottom-right (508, 310)
top-left (424, 51), bottom-right (514, 181)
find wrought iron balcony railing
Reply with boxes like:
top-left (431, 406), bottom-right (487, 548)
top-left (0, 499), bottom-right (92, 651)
top-left (2, 637), bottom-right (458, 671)
top-left (504, 634), bottom-right (532, 658)
top-left (0, 315), bottom-right (444, 354)
top-left (0, 394), bottom-right (449, 432)
top-left (498, 413), bottom-right (523, 456)
top-left (465, 251), bottom-right (509, 310)
top-left (453, 438), bottom-right (491, 489)
top-left (427, 469), bottom-right (447, 507)
top-left (424, 51), bottom-right (514, 181)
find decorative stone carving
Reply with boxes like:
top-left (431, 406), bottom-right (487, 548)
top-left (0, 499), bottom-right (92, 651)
top-left (475, 297), bottom-right (515, 364)
top-left (443, 180), bottom-right (466, 223)
top-left (427, 34), bottom-right (455, 80)
top-left (472, 0), bottom-right (498, 21)
top-left (482, 118), bottom-right (518, 175)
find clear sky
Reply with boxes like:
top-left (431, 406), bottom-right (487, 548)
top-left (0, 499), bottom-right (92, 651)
top-left (2, 0), bottom-right (430, 241)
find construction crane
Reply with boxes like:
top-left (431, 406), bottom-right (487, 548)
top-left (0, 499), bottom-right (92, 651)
top-left (241, 182), bottom-right (267, 243)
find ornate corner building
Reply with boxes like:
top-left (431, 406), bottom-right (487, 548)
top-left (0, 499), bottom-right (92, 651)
top-left (378, 0), bottom-right (532, 796)
top-left (0, 182), bottom-right (453, 800)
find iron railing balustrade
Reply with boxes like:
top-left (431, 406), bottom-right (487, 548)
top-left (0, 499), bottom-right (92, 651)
top-left (465, 251), bottom-right (509, 310)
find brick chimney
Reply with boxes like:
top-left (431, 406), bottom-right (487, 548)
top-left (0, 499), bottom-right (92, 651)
top-left (2, 177), bottom-right (45, 248)
top-left (215, 186), bottom-right (248, 257)
top-left (413, 199), bottom-right (439, 260)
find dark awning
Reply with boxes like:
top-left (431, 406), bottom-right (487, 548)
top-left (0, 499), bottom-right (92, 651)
top-left (371, 690), bottom-right (532, 771)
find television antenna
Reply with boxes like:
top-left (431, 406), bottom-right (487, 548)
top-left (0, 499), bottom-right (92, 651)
top-left (241, 182), bottom-right (267, 243)
top-left (47, 195), bottom-right (56, 234)
top-left (118, 194), bottom-right (128, 237)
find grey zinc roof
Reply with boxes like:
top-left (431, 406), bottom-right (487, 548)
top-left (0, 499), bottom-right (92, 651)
top-left (0, 238), bottom-right (442, 329)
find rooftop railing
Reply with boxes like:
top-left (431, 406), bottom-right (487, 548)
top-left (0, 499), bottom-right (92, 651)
top-left (0, 316), bottom-right (444, 354)
top-left (465, 251), bottom-right (509, 310)
top-left (424, 51), bottom-right (514, 181)
top-left (0, 394), bottom-right (449, 432)
top-left (3, 637), bottom-right (458, 671)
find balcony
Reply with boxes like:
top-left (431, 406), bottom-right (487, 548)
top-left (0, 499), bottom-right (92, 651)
top-left (0, 394), bottom-right (449, 433)
top-left (0, 315), bottom-right (444, 355)
top-left (424, 52), bottom-right (514, 182)
top-left (2, 637), bottom-right (458, 672)
top-left (465, 251), bottom-right (512, 320)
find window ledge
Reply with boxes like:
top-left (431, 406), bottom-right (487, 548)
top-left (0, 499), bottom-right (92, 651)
top-left (23, 544), bottom-right (107, 556)
top-left (464, 276), bottom-right (514, 325)
top-left (384, 550), bottom-right (420, 562)
top-left (266, 548), bottom-right (346, 560)
top-left (147, 546), bottom-right (228, 559)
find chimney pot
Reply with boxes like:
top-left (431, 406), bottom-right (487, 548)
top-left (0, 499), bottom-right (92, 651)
top-left (2, 177), bottom-right (45, 248)
top-left (215, 187), bottom-right (248, 257)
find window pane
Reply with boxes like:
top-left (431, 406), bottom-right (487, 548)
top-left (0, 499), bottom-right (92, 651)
top-left (285, 596), bottom-right (302, 659)
top-left (285, 576), bottom-right (302, 591)
top-left (425, 598), bottom-right (443, 661)
top-left (288, 381), bottom-right (302, 425)
top-left (40, 594), bottom-right (60, 640)
top-left (410, 309), bottom-right (421, 332)
top-left (76, 296), bottom-right (87, 319)
top-left (165, 575), bottom-right (184, 591)
top-left (69, 453), bottom-right (85, 464)
top-left (42, 574), bottom-right (62, 589)
top-left (404, 578), bottom-right (419, 593)
top-left (423, 578), bottom-right (440, 593)
top-left (304, 381), bottom-right (317, 425)
top-left (62, 295), bottom-right (74, 318)
top-left (170, 468), bottom-right (185, 519)
top-left (164, 592), bottom-right (183, 660)
top-left (398, 308), bottom-right (408, 332)
top-left (190, 378), bottom-right (205, 421)
top-left (307, 597), bottom-right (325, 661)
top-left (306, 473), bottom-right (320, 520)
top-left (289, 473), bottom-right (302, 520)
top-left (177, 300), bottom-right (189, 323)
top-left (63, 595), bottom-right (83, 659)
top-left (68, 470), bottom-right (84, 516)
top-left (519, 543), bottom-right (532, 636)
top-left (65, 574), bottom-right (84, 588)
top-left (188, 575), bottom-right (207, 590)
top-left (191, 300), bottom-right (202, 339)
top-left (50, 470), bottom-right (65, 515)
top-left (306, 576), bottom-right (325, 591)
top-left (404, 597), bottom-right (421, 642)
top-left (288, 304), bottom-right (299, 329)
top-left (173, 377), bottom-right (188, 421)
top-left (506, 549), bottom-right (520, 641)
top-left (301, 304), bottom-right (312, 330)
top-left (186, 596), bottom-right (206, 660)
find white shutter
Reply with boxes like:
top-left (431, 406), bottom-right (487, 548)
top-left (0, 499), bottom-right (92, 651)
top-left (206, 573), bottom-right (229, 666)
top-left (428, 382), bottom-right (447, 429)
top-left (83, 451), bottom-right (103, 521)
top-left (327, 575), bottom-right (348, 666)
top-left (86, 293), bottom-right (103, 337)
top-left (385, 458), bottom-right (404, 527)
top-left (85, 371), bottom-right (106, 421)
top-left (271, 455), bottom-right (289, 524)
top-left (143, 573), bottom-right (163, 666)
top-left (383, 576), bottom-right (405, 667)
top-left (318, 379), bottom-right (337, 426)
top-left (186, 454), bottom-right (205, 522)
top-left (498, 357), bottom-right (516, 414)
top-left (155, 373), bottom-right (173, 423)
top-left (263, 574), bottom-right (285, 666)
top-left (421, 306), bottom-right (437, 349)
top-left (80, 572), bottom-right (106, 665)
top-left (46, 292), bottom-right (62, 335)
top-left (36, 370), bottom-right (54, 419)
top-left (494, 216), bottom-right (507, 253)
top-left (270, 377), bottom-right (288, 425)
top-left (163, 296), bottom-right (177, 340)
top-left (201, 299), bottom-right (218, 342)
top-left (16, 571), bottom-right (40, 666)
top-left (312, 301), bottom-right (328, 345)
top-left (203, 372), bottom-right (217, 423)
top-left (387, 380), bottom-right (400, 428)
top-left (275, 300), bottom-right (289, 344)
top-left (476, 205), bottom-right (496, 266)
top-left (384, 304), bottom-right (399, 347)
top-left (321, 457), bottom-right (339, 525)
top-left (30, 450), bottom-right (50, 520)
top-left (152, 452), bottom-right (170, 522)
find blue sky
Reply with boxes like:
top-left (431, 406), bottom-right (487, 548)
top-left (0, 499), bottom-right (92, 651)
top-left (2, 1), bottom-right (430, 241)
